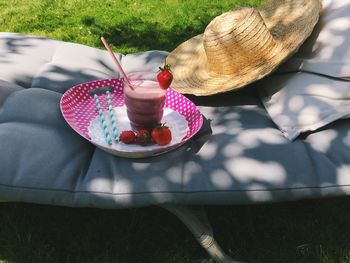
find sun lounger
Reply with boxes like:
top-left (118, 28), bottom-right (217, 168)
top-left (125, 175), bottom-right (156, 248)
top-left (0, 2), bottom-right (349, 262)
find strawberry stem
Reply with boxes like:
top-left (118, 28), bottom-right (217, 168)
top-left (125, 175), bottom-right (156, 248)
top-left (158, 60), bottom-right (171, 72)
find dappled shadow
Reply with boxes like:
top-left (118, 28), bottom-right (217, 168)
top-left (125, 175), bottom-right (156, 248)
top-left (0, 0), bottom-right (348, 222)
top-left (57, 0), bottom-right (350, 232)
top-left (0, 33), bottom-right (52, 60)
top-left (258, 0), bottom-right (350, 141)
top-left (0, 32), bottom-right (59, 88)
top-left (79, 14), bottom-right (210, 52)
top-left (1, 1), bottom-right (350, 262)
top-left (102, 20), bottom-right (200, 52)
top-left (0, 32), bottom-right (168, 92)
top-left (274, 0), bottom-right (350, 78)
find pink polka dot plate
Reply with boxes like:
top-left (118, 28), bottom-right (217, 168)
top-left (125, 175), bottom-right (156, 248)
top-left (60, 78), bottom-right (203, 158)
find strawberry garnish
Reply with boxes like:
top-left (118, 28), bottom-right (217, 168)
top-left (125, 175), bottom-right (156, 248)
top-left (151, 123), bottom-right (172, 146)
top-left (157, 62), bottom-right (173, 90)
top-left (135, 129), bottom-right (151, 146)
top-left (119, 130), bottom-right (136, 144)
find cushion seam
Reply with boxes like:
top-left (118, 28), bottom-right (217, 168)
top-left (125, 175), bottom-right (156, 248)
top-left (0, 182), bottom-right (349, 195)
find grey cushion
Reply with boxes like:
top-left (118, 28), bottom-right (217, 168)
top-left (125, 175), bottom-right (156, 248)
top-left (1, 32), bottom-right (350, 209)
top-left (0, 80), bottom-right (23, 106)
top-left (0, 33), bottom-right (59, 88)
top-left (276, 0), bottom-right (350, 79)
top-left (258, 0), bottom-right (350, 140)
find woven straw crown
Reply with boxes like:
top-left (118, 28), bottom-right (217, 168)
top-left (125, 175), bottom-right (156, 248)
top-left (167, 0), bottom-right (322, 96)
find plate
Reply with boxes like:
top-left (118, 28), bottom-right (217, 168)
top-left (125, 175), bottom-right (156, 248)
top-left (60, 78), bottom-right (203, 158)
top-left (88, 106), bottom-right (188, 157)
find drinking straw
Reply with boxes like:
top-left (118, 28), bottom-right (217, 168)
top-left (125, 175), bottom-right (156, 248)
top-left (100, 36), bottom-right (133, 89)
top-left (94, 94), bottom-right (112, 145)
top-left (106, 90), bottom-right (118, 140)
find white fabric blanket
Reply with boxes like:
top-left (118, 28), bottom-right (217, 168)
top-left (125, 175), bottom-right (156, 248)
top-left (259, 0), bottom-right (350, 140)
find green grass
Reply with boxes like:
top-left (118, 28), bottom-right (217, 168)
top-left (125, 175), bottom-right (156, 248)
top-left (2, 0), bottom-right (350, 263)
top-left (0, 0), bottom-right (263, 53)
top-left (2, 197), bottom-right (350, 263)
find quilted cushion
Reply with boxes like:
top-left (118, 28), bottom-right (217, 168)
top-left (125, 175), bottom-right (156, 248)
top-left (1, 32), bottom-right (350, 209)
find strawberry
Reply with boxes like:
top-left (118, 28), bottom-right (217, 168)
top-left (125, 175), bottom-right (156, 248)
top-left (157, 63), bottom-right (173, 90)
top-left (135, 129), bottom-right (151, 146)
top-left (119, 130), bottom-right (136, 144)
top-left (151, 123), bottom-right (172, 146)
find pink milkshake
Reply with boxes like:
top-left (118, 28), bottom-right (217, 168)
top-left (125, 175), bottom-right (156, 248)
top-left (124, 78), bottom-right (166, 131)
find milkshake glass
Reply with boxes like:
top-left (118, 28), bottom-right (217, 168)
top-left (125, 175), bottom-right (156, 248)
top-left (124, 72), bottom-right (166, 131)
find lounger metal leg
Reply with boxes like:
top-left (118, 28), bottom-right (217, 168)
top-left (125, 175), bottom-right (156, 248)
top-left (161, 205), bottom-right (243, 263)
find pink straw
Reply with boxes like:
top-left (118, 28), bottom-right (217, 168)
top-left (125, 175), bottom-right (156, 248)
top-left (100, 37), bottom-right (133, 89)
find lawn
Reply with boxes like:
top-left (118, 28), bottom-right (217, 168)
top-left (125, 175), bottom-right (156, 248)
top-left (0, 0), bottom-right (263, 53)
top-left (2, 197), bottom-right (350, 263)
top-left (1, 0), bottom-right (350, 263)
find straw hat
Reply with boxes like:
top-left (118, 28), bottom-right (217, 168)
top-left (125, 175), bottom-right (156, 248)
top-left (166, 0), bottom-right (322, 96)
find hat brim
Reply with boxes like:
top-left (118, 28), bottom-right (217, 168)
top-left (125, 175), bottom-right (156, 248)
top-left (167, 0), bottom-right (322, 96)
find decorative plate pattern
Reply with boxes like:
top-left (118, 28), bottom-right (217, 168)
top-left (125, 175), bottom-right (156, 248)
top-left (60, 78), bottom-right (203, 158)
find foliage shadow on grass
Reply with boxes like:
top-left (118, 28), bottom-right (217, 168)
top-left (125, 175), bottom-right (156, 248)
top-left (82, 17), bottom-right (207, 53)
